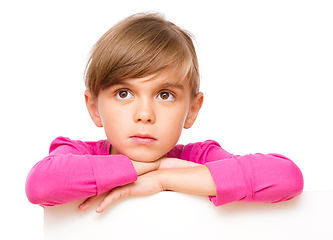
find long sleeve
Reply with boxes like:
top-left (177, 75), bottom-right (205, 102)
top-left (168, 140), bottom-right (303, 206)
top-left (25, 137), bottom-right (137, 206)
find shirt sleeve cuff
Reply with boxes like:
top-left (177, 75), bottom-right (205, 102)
top-left (206, 158), bottom-right (247, 206)
top-left (88, 155), bottom-right (138, 195)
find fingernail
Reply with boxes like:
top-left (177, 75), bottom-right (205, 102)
top-left (96, 207), bottom-right (100, 213)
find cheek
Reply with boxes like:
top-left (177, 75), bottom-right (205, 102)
top-left (158, 106), bottom-right (188, 139)
top-left (171, 104), bottom-right (189, 127)
top-left (165, 114), bottom-right (186, 130)
top-left (100, 106), bottom-right (129, 135)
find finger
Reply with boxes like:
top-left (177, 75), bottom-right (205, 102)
top-left (96, 186), bottom-right (131, 213)
top-left (78, 196), bottom-right (98, 211)
top-left (79, 192), bottom-right (107, 211)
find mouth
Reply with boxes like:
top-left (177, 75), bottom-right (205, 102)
top-left (130, 134), bottom-right (157, 145)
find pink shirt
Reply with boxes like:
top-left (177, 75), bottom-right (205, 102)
top-left (25, 136), bottom-right (303, 206)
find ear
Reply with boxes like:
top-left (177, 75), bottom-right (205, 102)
top-left (184, 92), bottom-right (204, 129)
top-left (85, 90), bottom-right (103, 128)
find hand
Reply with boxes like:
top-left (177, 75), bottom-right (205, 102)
top-left (78, 158), bottom-right (204, 212)
top-left (129, 159), bottom-right (160, 176)
top-left (129, 157), bottom-right (199, 176)
top-left (79, 170), bottom-right (164, 213)
top-left (158, 157), bottom-right (200, 169)
top-left (78, 192), bottom-right (108, 211)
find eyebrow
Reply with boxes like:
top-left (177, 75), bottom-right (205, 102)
top-left (111, 81), bottom-right (185, 91)
top-left (158, 82), bottom-right (185, 91)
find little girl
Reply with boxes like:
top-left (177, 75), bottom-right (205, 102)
top-left (25, 12), bottom-right (303, 213)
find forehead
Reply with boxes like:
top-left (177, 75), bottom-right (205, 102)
top-left (116, 69), bottom-right (190, 90)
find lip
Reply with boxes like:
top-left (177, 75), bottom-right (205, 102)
top-left (130, 134), bottom-right (157, 145)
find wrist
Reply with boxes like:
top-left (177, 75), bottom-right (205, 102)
top-left (155, 169), bottom-right (168, 191)
top-left (130, 160), bottom-right (160, 176)
top-left (158, 157), bottom-right (200, 170)
top-left (154, 166), bottom-right (217, 196)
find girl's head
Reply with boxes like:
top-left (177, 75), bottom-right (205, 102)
top-left (85, 12), bottom-right (200, 99)
top-left (85, 12), bottom-right (203, 162)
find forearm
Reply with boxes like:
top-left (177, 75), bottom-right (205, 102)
top-left (205, 153), bottom-right (304, 206)
top-left (26, 154), bottom-right (137, 206)
top-left (158, 165), bottom-right (216, 197)
top-left (84, 163), bottom-right (216, 213)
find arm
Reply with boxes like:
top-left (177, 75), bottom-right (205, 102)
top-left (79, 157), bottom-right (202, 211)
top-left (169, 140), bottom-right (304, 205)
top-left (159, 165), bottom-right (216, 197)
top-left (25, 137), bottom-right (140, 206)
top-left (25, 153), bottom-right (138, 206)
top-left (83, 147), bottom-right (303, 212)
top-left (91, 163), bottom-right (216, 213)
top-left (206, 153), bottom-right (304, 205)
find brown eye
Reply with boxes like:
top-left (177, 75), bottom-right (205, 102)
top-left (160, 92), bottom-right (169, 100)
top-left (158, 91), bottom-right (175, 101)
top-left (119, 91), bottom-right (128, 98)
top-left (116, 90), bottom-right (133, 99)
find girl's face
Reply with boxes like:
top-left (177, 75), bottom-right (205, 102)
top-left (85, 70), bottom-right (203, 163)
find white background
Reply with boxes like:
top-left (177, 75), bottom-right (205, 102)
top-left (1, 1), bottom-right (332, 239)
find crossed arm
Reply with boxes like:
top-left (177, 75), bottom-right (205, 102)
top-left (79, 158), bottom-right (217, 213)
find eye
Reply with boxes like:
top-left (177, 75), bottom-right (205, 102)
top-left (157, 91), bottom-right (175, 101)
top-left (116, 90), bottom-right (134, 100)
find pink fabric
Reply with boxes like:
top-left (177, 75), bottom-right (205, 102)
top-left (25, 137), bottom-right (303, 206)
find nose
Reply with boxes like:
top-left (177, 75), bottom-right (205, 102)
top-left (133, 99), bottom-right (156, 124)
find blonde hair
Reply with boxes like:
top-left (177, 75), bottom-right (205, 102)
top-left (85, 12), bottom-right (200, 98)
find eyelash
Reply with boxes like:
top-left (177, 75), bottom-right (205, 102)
top-left (157, 90), bottom-right (176, 101)
top-left (114, 89), bottom-right (134, 99)
top-left (114, 89), bottom-right (176, 101)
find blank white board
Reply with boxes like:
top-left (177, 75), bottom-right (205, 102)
top-left (45, 191), bottom-right (332, 240)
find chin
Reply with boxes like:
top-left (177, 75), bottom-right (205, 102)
top-left (127, 151), bottom-right (165, 163)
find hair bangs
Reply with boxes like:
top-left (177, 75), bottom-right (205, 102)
top-left (85, 12), bottom-right (199, 97)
